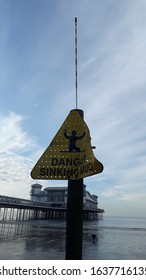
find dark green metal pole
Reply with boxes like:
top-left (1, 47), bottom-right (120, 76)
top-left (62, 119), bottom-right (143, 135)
top-left (65, 109), bottom-right (84, 260)
top-left (65, 179), bottom-right (83, 259)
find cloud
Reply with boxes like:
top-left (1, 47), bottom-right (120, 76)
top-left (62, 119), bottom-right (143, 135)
top-left (0, 112), bottom-right (37, 198)
top-left (0, 111), bottom-right (66, 198)
top-left (0, 112), bottom-right (35, 153)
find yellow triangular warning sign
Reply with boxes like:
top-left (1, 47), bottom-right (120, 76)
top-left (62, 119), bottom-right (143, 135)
top-left (31, 109), bottom-right (103, 180)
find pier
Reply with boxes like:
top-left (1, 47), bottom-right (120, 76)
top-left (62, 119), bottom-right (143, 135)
top-left (0, 195), bottom-right (104, 221)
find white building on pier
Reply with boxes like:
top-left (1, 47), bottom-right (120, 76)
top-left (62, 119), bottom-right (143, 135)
top-left (30, 183), bottom-right (100, 210)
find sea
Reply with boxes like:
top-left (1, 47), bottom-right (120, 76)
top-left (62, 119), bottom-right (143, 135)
top-left (0, 216), bottom-right (146, 260)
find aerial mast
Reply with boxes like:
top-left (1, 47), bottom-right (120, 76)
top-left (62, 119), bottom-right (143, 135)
top-left (75, 17), bottom-right (78, 109)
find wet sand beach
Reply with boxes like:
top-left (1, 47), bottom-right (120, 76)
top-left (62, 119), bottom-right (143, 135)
top-left (0, 216), bottom-right (145, 260)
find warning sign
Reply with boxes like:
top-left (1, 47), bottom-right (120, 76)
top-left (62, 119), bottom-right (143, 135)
top-left (31, 109), bottom-right (103, 180)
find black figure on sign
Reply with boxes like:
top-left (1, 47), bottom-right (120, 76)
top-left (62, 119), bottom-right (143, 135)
top-left (64, 130), bottom-right (85, 152)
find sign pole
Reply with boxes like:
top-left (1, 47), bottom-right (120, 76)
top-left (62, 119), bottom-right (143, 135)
top-left (65, 109), bottom-right (84, 260)
top-left (65, 179), bottom-right (83, 260)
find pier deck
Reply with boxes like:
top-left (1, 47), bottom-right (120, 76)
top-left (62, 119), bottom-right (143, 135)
top-left (0, 195), bottom-right (104, 221)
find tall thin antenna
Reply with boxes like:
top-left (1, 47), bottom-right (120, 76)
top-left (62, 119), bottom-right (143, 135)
top-left (75, 17), bottom-right (78, 109)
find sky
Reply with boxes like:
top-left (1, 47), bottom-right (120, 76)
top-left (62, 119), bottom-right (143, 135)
top-left (0, 0), bottom-right (146, 217)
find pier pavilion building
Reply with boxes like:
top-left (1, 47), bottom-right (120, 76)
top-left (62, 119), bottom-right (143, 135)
top-left (30, 183), bottom-right (100, 210)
